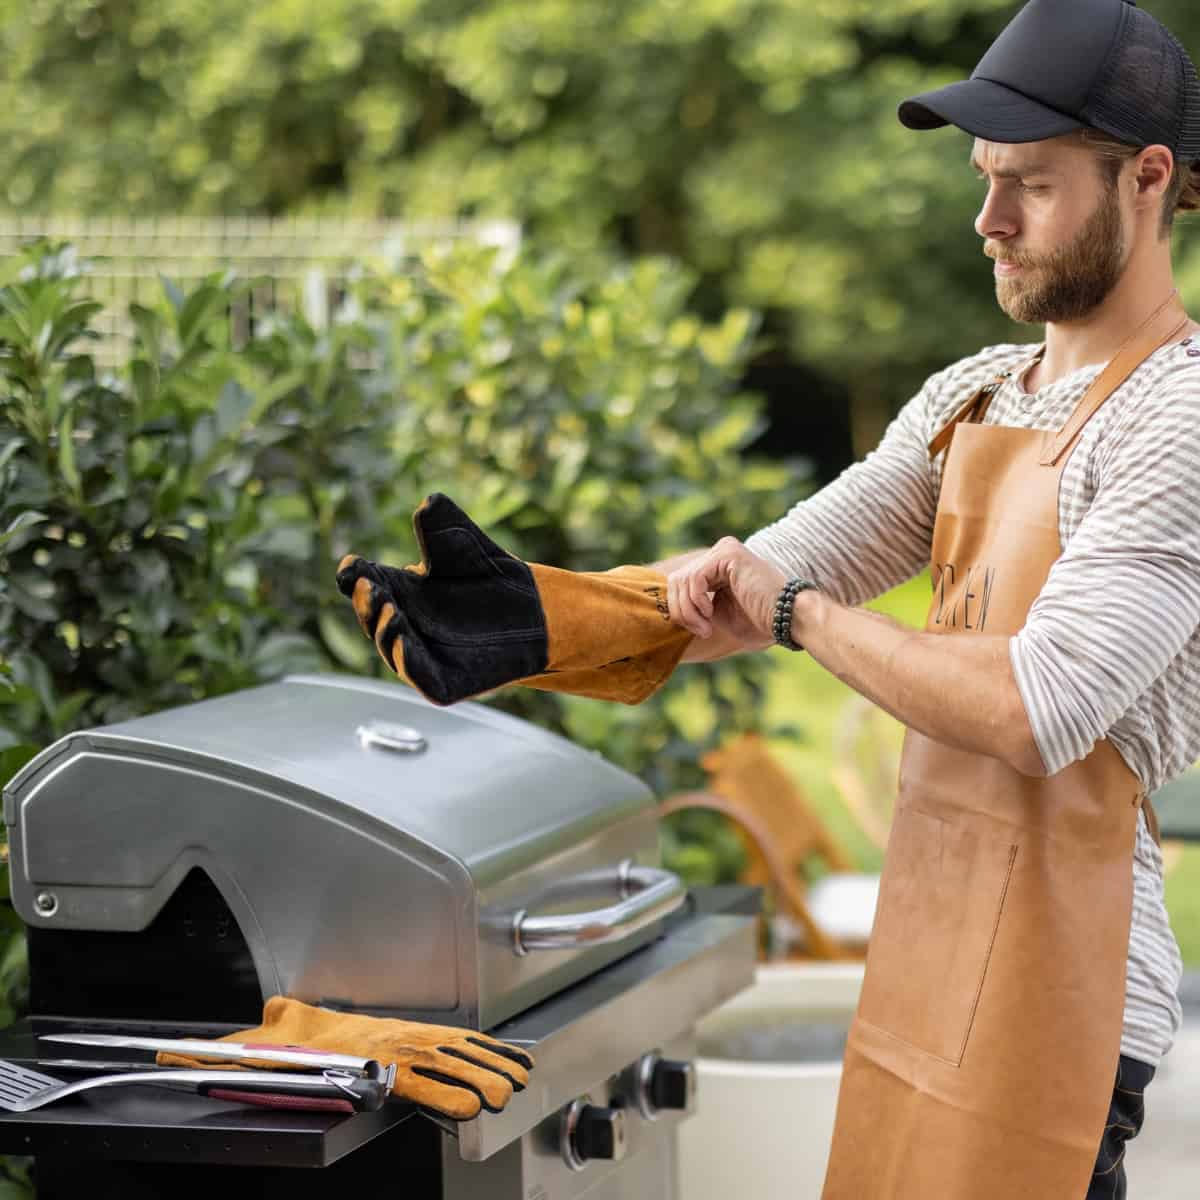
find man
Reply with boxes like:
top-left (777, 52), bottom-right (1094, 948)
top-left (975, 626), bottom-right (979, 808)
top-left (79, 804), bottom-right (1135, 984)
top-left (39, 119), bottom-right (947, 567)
top-left (664, 1), bottom-right (1197, 1196)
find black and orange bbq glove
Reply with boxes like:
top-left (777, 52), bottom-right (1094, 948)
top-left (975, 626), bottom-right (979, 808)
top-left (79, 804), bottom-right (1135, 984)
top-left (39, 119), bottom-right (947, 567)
top-left (334, 493), bottom-right (692, 706)
top-left (157, 996), bottom-right (534, 1120)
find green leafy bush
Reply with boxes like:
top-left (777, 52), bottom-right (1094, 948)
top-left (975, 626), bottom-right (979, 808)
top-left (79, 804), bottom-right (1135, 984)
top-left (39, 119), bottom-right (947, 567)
top-left (0, 238), bottom-right (807, 1019)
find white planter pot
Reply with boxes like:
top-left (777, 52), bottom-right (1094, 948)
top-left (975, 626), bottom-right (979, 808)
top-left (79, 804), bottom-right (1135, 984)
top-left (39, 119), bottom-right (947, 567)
top-left (678, 962), bottom-right (864, 1200)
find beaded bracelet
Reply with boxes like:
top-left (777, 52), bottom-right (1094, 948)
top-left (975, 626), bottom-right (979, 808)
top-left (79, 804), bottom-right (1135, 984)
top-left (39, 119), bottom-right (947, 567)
top-left (773, 578), bottom-right (818, 651)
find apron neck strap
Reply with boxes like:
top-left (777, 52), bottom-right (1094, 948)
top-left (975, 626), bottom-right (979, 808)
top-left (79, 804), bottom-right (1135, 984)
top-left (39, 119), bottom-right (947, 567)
top-left (927, 345), bottom-right (1044, 460)
top-left (1039, 292), bottom-right (1190, 467)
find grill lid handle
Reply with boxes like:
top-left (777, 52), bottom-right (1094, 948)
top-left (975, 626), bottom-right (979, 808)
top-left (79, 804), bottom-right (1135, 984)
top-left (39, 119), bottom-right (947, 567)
top-left (511, 861), bottom-right (686, 956)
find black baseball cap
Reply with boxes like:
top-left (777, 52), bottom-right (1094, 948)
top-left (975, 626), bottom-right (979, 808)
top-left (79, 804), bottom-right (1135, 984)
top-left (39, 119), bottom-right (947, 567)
top-left (899, 0), bottom-right (1200, 161)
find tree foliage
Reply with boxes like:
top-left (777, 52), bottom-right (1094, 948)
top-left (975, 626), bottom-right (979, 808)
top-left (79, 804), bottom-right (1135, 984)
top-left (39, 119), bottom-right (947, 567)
top-left (8, 0), bottom-right (1200, 438)
top-left (0, 238), bottom-right (800, 801)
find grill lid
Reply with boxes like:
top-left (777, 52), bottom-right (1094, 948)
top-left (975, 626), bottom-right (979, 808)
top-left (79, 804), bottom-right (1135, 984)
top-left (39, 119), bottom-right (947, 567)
top-left (4, 675), bottom-right (670, 1027)
top-left (5, 674), bottom-right (651, 886)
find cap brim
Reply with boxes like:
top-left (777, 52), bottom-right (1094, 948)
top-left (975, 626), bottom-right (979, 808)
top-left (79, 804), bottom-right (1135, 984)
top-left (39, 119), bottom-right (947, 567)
top-left (898, 77), bottom-right (1084, 143)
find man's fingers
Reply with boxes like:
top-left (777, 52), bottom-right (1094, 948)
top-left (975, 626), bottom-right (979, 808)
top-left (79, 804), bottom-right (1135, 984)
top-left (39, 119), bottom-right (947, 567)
top-left (687, 565), bottom-right (717, 621)
top-left (669, 537), bottom-right (782, 644)
top-left (667, 570), bottom-right (681, 630)
top-left (669, 562), bottom-right (714, 638)
top-left (667, 567), bottom-right (699, 635)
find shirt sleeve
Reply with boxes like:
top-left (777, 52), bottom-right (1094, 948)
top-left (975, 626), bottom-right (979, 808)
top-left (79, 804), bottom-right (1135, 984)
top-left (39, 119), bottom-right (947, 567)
top-left (1010, 371), bottom-right (1200, 775)
top-left (744, 385), bottom-right (937, 608)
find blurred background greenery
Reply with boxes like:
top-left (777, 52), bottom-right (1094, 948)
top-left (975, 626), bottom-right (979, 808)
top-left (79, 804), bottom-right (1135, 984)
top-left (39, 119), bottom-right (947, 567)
top-left (1, 4), bottom-right (1199, 1141)
top-left (3, 0), bottom-right (1199, 465)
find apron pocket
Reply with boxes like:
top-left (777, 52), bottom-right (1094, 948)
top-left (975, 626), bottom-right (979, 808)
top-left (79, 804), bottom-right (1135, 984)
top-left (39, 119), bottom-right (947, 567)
top-left (856, 806), bottom-right (1018, 1066)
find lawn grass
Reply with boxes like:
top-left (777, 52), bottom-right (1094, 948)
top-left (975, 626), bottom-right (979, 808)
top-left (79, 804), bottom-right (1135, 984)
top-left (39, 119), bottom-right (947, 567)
top-left (760, 574), bottom-right (1200, 967)
top-left (1165, 848), bottom-right (1200, 967)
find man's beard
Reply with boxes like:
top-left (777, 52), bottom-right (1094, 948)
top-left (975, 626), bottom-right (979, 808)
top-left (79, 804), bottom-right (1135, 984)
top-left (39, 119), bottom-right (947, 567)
top-left (992, 188), bottom-right (1125, 325)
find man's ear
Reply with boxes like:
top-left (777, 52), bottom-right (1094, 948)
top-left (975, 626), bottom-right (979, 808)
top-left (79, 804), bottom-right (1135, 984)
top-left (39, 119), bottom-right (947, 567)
top-left (1132, 144), bottom-right (1174, 209)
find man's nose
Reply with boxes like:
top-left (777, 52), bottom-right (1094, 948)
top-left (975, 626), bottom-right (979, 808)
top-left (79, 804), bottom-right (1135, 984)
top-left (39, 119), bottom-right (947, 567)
top-left (974, 185), bottom-right (1018, 242)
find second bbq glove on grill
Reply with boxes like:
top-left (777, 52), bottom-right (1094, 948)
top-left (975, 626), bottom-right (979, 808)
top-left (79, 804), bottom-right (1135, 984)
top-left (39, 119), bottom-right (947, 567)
top-left (157, 996), bottom-right (535, 1120)
top-left (335, 492), bottom-right (692, 706)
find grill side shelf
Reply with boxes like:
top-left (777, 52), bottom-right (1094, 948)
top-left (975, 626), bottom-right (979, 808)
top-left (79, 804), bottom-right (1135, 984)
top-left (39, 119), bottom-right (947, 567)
top-left (0, 1016), bottom-right (417, 1168)
top-left (0, 898), bottom-right (758, 1171)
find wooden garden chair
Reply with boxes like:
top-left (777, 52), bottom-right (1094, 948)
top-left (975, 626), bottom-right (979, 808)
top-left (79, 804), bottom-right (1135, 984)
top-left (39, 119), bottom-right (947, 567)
top-left (662, 733), bottom-right (878, 960)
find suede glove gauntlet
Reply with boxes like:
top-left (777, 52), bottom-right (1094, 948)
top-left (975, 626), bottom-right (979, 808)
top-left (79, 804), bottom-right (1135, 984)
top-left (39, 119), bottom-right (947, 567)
top-left (335, 493), bottom-right (692, 706)
top-left (157, 996), bottom-right (534, 1121)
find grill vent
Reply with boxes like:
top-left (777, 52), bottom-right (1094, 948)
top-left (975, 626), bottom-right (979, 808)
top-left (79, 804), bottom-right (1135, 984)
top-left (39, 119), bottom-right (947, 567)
top-left (29, 868), bottom-right (261, 1024)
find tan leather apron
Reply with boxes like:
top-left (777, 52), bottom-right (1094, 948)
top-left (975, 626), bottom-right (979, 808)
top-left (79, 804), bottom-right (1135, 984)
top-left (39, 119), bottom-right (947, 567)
top-left (821, 297), bottom-right (1187, 1200)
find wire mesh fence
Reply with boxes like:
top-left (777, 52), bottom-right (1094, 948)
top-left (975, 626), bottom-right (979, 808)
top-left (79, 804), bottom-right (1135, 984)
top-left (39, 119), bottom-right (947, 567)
top-left (0, 216), bottom-right (521, 364)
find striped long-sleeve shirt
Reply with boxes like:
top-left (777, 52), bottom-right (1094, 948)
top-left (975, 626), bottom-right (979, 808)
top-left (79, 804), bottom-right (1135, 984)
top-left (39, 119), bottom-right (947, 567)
top-left (747, 339), bottom-right (1196, 1067)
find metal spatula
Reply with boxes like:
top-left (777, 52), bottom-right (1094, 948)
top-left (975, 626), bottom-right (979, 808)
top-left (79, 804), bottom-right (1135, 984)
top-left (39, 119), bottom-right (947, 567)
top-left (0, 1058), bottom-right (393, 1113)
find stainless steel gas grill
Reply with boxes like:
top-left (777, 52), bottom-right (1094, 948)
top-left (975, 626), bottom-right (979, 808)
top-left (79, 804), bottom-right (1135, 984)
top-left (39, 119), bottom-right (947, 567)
top-left (0, 674), bottom-right (758, 1198)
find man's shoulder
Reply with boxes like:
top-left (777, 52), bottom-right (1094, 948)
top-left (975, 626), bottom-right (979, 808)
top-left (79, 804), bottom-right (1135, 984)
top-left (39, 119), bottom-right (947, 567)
top-left (1094, 340), bottom-right (1200, 460)
top-left (1132, 339), bottom-right (1200, 409)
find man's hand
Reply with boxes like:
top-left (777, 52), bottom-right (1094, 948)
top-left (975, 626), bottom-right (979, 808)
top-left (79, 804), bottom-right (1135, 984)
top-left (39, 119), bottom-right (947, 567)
top-left (667, 537), bottom-right (785, 650)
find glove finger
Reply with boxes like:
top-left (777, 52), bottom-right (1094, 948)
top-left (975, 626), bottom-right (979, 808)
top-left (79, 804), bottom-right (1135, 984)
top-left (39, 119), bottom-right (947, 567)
top-left (466, 1036), bottom-right (535, 1072)
top-left (336, 554), bottom-right (371, 598)
top-left (373, 600), bottom-right (409, 675)
top-left (422, 1049), bottom-right (515, 1111)
top-left (412, 1070), bottom-right (511, 1113)
top-left (413, 493), bottom-right (516, 579)
top-left (351, 577), bottom-right (387, 638)
top-left (436, 1045), bottom-right (527, 1092)
top-left (400, 1067), bottom-right (484, 1120)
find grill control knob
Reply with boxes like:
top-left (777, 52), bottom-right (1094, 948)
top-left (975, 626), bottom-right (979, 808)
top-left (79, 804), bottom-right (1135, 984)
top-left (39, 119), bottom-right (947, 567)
top-left (650, 1058), bottom-right (695, 1110)
top-left (635, 1053), bottom-right (697, 1119)
top-left (576, 1104), bottom-right (627, 1161)
top-left (561, 1097), bottom-right (628, 1170)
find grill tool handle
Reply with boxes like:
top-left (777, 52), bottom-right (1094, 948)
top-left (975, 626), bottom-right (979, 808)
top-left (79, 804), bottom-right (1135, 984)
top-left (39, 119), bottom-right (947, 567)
top-left (0, 1066), bottom-right (394, 1114)
top-left (512, 862), bottom-right (685, 956)
top-left (196, 1068), bottom-right (390, 1112)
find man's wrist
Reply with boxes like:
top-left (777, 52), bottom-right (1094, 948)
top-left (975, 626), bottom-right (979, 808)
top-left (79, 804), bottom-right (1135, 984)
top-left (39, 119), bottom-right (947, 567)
top-left (771, 577), bottom-right (819, 649)
top-left (789, 588), bottom-right (823, 648)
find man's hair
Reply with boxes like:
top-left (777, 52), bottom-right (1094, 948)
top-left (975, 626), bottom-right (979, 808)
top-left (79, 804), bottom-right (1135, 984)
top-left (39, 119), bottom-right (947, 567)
top-left (1076, 128), bottom-right (1200, 238)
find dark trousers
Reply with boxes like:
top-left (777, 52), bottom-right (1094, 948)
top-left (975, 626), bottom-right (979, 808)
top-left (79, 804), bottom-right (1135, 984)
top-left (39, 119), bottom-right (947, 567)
top-left (1087, 1054), bottom-right (1156, 1199)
